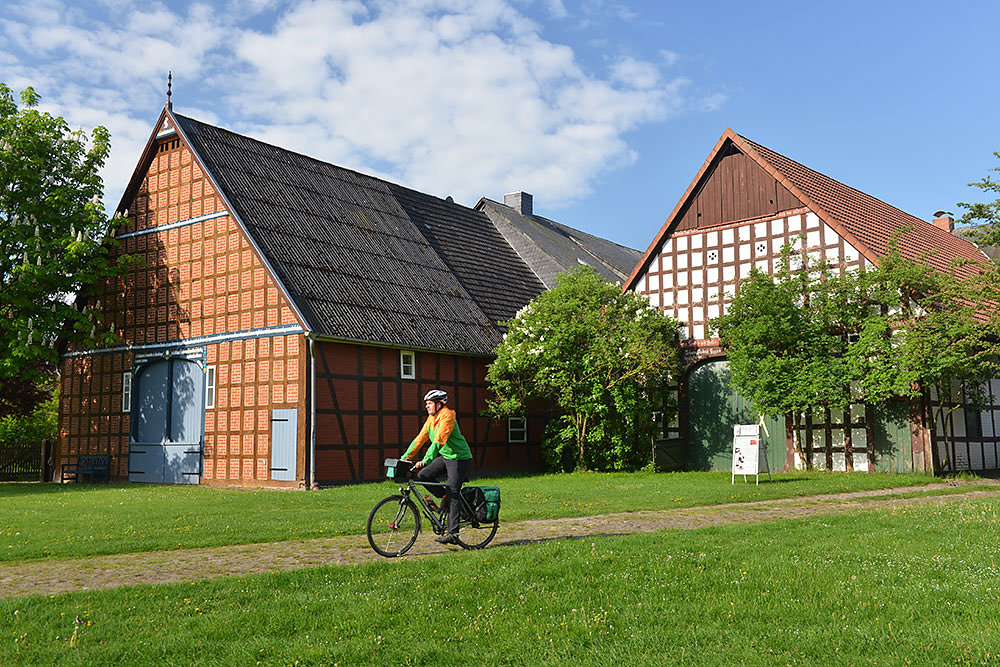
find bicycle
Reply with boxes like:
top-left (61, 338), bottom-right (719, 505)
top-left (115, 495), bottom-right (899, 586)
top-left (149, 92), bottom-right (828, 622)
top-left (367, 458), bottom-right (499, 557)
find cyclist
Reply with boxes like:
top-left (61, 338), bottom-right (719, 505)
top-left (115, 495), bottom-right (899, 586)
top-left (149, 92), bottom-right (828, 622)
top-left (402, 389), bottom-right (473, 545)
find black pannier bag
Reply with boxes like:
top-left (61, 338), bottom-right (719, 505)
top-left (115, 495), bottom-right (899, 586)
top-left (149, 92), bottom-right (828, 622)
top-left (462, 486), bottom-right (501, 522)
top-left (383, 458), bottom-right (412, 482)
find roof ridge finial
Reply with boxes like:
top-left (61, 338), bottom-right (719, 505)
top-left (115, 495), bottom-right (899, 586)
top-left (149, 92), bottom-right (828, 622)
top-left (166, 71), bottom-right (173, 111)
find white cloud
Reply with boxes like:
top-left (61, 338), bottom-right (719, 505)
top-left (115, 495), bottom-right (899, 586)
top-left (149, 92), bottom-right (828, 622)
top-left (0, 0), bottom-right (715, 210)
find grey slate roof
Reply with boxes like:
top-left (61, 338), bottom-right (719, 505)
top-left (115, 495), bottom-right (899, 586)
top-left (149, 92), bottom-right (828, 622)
top-left (476, 198), bottom-right (640, 289)
top-left (173, 113), bottom-right (545, 355)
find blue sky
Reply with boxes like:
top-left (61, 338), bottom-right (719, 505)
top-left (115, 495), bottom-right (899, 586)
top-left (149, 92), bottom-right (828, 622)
top-left (2, 0), bottom-right (997, 251)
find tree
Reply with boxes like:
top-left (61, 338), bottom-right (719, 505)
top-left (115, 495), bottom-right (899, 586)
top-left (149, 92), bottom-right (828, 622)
top-left (958, 151), bottom-right (1000, 248)
top-left (711, 247), bottom-right (865, 467)
top-left (487, 266), bottom-right (681, 472)
top-left (0, 84), bottom-right (124, 414)
top-left (714, 232), bottom-right (1000, 474)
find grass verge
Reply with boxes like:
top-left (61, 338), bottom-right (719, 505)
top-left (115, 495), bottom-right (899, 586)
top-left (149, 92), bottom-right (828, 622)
top-left (1, 471), bottom-right (941, 562)
top-left (1, 495), bottom-right (998, 664)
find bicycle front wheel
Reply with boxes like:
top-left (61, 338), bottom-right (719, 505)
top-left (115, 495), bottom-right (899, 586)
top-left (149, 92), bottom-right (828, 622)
top-left (367, 495), bottom-right (420, 557)
top-left (455, 516), bottom-right (498, 550)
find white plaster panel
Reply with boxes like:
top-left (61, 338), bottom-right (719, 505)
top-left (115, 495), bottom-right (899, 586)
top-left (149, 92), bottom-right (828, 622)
top-left (662, 272), bottom-right (673, 288)
top-left (723, 247), bottom-right (735, 263)
top-left (970, 444), bottom-right (984, 470)
top-left (843, 244), bottom-right (860, 263)
top-left (693, 324), bottom-right (705, 340)
top-left (738, 225), bottom-right (750, 241)
top-left (662, 255), bottom-right (673, 271)
top-left (677, 272), bottom-right (688, 287)
top-left (707, 268), bottom-right (719, 283)
top-left (676, 236), bottom-right (688, 251)
top-left (985, 446), bottom-right (997, 469)
top-left (708, 304), bottom-right (720, 319)
top-left (692, 234), bottom-right (703, 249)
top-left (691, 306), bottom-right (703, 322)
top-left (753, 222), bottom-right (766, 237)
top-left (771, 218), bottom-right (785, 235)
top-left (691, 251), bottom-right (703, 268)
top-left (723, 266), bottom-right (735, 281)
top-left (636, 275), bottom-right (646, 292)
top-left (788, 215), bottom-right (802, 233)
top-left (806, 230), bottom-right (821, 248)
top-left (852, 452), bottom-right (869, 471)
top-left (755, 260), bottom-right (768, 273)
top-left (832, 452), bottom-right (846, 472)
top-left (662, 238), bottom-right (673, 252)
top-left (648, 274), bottom-right (660, 291)
top-left (692, 287), bottom-right (703, 302)
top-left (722, 228), bottom-right (734, 245)
top-left (771, 237), bottom-right (785, 253)
top-left (678, 290), bottom-right (689, 305)
top-left (662, 291), bottom-right (674, 306)
top-left (706, 231), bottom-right (719, 247)
top-left (677, 254), bottom-right (688, 269)
top-left (824, 224), bottom-right (839, 247)
top-left (691, 270), bottom-right (703, 285)
top-left (739, 263), bottom-right (751, 279)
top-left (805, 212), bottom-right (820, 229)
top-left (647, 291), bottom-right (660, 308)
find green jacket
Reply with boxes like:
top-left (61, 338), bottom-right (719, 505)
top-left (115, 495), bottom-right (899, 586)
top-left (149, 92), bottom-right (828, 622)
top-left (403, 407), bottom-right (472, 463)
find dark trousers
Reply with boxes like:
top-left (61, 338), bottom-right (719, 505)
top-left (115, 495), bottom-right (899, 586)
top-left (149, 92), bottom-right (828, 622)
top-left (416, 456), bottom-right (471, 535)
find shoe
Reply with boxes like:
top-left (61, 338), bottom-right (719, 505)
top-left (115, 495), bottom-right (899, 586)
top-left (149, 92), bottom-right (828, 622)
top-left (435, 534), bottom-right (459, 545)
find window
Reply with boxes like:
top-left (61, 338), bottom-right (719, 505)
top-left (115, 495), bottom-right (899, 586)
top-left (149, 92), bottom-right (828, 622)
top-left (205, 365), bottom-right (217, 409)
top-left (508, 416), bottom-right (527, 443)
top-left (122, 372), bottom-right (132, 413)
top-left (400, 350), bottom-right (415, 379)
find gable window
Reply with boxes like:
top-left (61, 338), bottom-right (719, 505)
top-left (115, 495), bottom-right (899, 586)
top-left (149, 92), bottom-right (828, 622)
top-left (205, 365), bottom-right (217, 409)
top-left (400, 351), bottom-right (415, 379)
top-left (122, 372), bottom-right (132, 413)
top-left (508, 416), bottom-right (527, 443)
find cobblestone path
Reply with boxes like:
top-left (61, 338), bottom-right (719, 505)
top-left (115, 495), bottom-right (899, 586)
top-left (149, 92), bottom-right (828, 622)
top-left (3, 480), bottom-right (999, 600)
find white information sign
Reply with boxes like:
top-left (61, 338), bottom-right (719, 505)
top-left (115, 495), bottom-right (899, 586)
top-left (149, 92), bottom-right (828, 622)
top-left (732, 424), bottom-right (760, 484)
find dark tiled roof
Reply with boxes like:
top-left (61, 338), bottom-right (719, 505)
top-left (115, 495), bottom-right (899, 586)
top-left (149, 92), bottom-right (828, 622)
top-left (174, 113), bottom-right (546, 354)
top-left (477, 199), bottom-right (640, 288)
top-left (737, 134), bottom-right (988, 276)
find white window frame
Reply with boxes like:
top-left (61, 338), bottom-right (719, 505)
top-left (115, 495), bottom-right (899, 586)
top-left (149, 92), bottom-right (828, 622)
top-left (205, 365), bottom-right (217, 409)
top-left (508, 416), bottom-right (527, 443)
top-left (400, 350), bottom-right (415, 380)
top-left (122, 372), bottom-right (132, 413)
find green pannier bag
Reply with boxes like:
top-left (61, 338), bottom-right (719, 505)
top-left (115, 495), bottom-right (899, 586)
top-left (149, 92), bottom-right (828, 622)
top-left (461, 486), bottom-right (501, 522)
top-left (481, 486), bottom-right (500, 521)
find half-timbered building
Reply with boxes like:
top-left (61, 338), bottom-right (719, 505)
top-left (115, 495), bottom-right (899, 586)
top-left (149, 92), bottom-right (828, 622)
top-left (625, 129), bottom-right (997, 475)
top-left (57, 105), bottom-right (638, 486)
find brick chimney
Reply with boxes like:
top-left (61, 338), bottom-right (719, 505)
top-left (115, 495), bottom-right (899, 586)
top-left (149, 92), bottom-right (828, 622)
top-left (932, 210), bottom-right (954, 233)
top-left (504, 191), bottom-right (533, 216)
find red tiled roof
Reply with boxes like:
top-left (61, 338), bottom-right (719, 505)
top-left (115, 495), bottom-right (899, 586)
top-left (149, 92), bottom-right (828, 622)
top-left (735, 133), bottom-right (988, 278)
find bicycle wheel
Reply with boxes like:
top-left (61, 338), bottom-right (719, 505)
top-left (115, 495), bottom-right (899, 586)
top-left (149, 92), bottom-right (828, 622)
top-left (454, 516), bottom-right (498, 550)
top-left (367, 495), bottom-right (420, 557)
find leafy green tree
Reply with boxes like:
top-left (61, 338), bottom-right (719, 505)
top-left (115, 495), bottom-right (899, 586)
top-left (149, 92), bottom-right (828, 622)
top-left (487, 266), bottom-right (681, 472)
top-left (0, 84), bottom-right (124, 414)
top-left (715, 232), bottom-right (1000, 474)
top-left (711, 247), bottom-right (866, 467)
top-left (958, 151), bottom-right (1000, 248)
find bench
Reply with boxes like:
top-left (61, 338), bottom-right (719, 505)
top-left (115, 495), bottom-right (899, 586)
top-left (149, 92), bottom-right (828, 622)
top-left (61, 455), bottom-right (111, 483)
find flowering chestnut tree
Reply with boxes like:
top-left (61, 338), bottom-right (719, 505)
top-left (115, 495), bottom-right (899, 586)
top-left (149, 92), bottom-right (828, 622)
top-left (0, 84), bottom-right (126, 414)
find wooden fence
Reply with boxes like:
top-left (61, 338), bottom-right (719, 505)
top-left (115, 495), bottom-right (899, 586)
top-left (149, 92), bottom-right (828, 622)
top-left (0, 440), bottom-right (52, 481)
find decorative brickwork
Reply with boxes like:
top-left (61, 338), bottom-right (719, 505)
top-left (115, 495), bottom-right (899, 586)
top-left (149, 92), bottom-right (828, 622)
top-left (58, 128), bottom-right (304, 486)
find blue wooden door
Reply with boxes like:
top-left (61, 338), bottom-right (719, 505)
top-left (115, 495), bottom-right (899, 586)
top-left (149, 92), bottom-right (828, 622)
top-left (270, 409), bottom-right (297, 481)
top-left (129, 357), bottom-right (204, 484)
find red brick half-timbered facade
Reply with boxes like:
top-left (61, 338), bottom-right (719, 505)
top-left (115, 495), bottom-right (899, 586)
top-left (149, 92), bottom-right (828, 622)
top-left (58, 105), bottom-right (634, 486)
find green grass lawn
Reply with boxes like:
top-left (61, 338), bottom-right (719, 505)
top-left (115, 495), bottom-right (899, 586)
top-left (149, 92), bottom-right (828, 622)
top-left (0, 472), bottom-right (942, 562)
top-left (2, 495), bottom-right (998, 665)
top-left (0, 473), bottom-right (939, 561)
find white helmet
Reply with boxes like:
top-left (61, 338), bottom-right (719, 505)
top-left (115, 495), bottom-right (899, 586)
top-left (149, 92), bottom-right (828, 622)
top-left (423, 389), bottom-right (448, 403)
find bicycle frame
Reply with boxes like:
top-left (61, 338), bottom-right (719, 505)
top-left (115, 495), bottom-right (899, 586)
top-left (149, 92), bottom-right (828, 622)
top-left (398, 478), bottom-right (478, 533)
